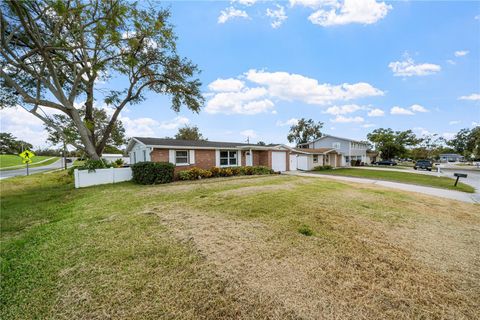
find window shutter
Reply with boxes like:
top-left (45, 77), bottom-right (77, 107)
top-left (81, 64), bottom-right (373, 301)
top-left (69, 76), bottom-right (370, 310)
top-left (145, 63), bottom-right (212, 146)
top-left (169, 150), bottom-right (175, 164)
top-left (215, 150), bottom-right (220, 167)
top-left (189, 150), bottom-right (195, 164)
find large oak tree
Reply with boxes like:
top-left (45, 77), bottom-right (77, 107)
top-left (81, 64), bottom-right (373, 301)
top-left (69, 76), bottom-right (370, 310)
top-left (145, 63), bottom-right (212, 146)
top-left (1, 0), bottom-right (203, 159)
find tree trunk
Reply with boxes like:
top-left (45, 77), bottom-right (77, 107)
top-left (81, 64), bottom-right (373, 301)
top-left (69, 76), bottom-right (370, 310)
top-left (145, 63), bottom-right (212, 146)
top-left (69, 109), bottom-right (101, 160)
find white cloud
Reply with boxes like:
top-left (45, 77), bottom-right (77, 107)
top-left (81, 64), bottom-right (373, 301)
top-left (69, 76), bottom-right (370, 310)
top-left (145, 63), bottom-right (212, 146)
top-left (276, 118), bottom-right (299, 127)
top-left (0, 106), bottom-right (51, 148)
top-left (413, 127), bottom-right (431, 136)
top-left (290, 0), bottom-right (334, 9)
top-left (390, 106), bottom-right (414, 115)
top-left (245, 69), bottom-right (383, 104)
top-left (454, 50), bottom-right (469, 57)
top-left (449, 120), bottom-right (461, 125)
top-left (266, 5), bottom-right (288, 29)
top-left (388, 57), bottom-right (441, 77)
top-left (120, 116), bottom-right (189, 137)
top-left (205, 70), bottom-right (383, 115)
top-left (308, 0), bottom-right (392, 27)
top-left (446, 59), bottom-right (456, 65)
top-left (472, 121), bottom-right (479, 126)
top-left (367, 108), bottom-right (384, 117)
top-left (330, 115), bottom-right (364, 123)
top-left (324, 104), bottom-right (364, 115)
top-left (410, 104), bottom-right (428, 113)
top-left (205, 87), bottom-right (274, 115)
top-left (458, 93), bottom-right (480, 101)
top-left (208, 78), bottom-right (245, 92)
top-left (233, 0), bottom-right (257, 6)
top-left (442, 132), bottom-right (455, 140)
top-left (218, 7), bottom-right (249, 24)
top-left (240, 129), bottom-right (257, 138)
top-left (362, 123), bottom-right (376, 128)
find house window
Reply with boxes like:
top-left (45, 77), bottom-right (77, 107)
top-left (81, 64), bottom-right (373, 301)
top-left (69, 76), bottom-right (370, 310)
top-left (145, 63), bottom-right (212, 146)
top-left (332, 142), bottom-right (340, 149)
top-left (143, 150), bottom-right (146, 161)
top-left (133, 152), bottom-right (136, 164)
top-left (175, 150), bottom-right (189, 164)
top-left (313, 155), bottom-right (318, 163)
top-left (220, 150), bottom-right (237, 166)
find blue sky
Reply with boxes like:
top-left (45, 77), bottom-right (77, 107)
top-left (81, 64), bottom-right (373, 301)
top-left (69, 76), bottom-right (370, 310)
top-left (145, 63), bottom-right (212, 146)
top-left (2, 0), bottom-right (479, 147)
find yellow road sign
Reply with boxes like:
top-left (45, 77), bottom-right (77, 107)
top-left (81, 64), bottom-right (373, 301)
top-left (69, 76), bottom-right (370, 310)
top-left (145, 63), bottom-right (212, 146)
top-left (19, 150), bottom-right (35, 160)
top-left (22, 158), bottom-right (32, 164)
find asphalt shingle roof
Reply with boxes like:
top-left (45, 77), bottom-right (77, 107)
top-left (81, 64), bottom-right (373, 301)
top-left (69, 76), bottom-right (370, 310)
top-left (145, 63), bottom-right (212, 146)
top-left (134, 137), bottom-right (265, 148)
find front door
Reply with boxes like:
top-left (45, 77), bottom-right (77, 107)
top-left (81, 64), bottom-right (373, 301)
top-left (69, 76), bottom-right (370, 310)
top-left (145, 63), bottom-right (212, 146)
top-left (246, 151), bottom-right (253, 166)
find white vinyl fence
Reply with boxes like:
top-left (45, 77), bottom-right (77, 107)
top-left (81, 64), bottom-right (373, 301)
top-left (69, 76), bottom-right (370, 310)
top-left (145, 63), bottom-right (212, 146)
top-left (74, 167), bottom-right (132, 188)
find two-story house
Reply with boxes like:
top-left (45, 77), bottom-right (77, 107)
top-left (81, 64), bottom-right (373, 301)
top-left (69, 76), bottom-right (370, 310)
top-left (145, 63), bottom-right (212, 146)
top-left (291, 135), bottom-right (370, 169)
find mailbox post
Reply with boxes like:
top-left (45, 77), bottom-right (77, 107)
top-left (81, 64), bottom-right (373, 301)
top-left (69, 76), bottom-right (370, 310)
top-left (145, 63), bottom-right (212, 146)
top-left (453, 173), bottom-right (467, 187)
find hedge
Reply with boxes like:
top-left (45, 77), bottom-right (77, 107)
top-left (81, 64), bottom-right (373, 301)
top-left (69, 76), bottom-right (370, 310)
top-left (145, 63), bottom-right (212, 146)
top-left (312, 165), bottom-right (333, 171)
top-left (178, 166), bottom-right (274, 181)
top-left (131, 162), bottom-right (175, 184)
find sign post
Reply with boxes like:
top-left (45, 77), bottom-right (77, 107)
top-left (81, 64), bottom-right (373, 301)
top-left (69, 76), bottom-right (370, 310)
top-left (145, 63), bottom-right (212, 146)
top-left (19, 150), bottom-right (35, 176)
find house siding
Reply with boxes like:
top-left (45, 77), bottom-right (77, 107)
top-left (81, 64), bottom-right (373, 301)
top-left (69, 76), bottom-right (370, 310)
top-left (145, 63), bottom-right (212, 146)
top-left (306, 136), bottom-right (368, 165)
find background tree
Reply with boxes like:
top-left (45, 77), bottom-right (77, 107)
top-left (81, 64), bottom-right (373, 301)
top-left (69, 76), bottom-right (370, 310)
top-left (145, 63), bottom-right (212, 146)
top-left (44, 107), bottom-right (126, 152)
top-left (287, 118), bottom-right (323, 146)
top-left (1, 0), bottom-right (203, 159)
top-left (447, 127), bottom-right (480, 159)
top-left (367, 128), bottom-right (420, 160)
top-left (174, 125), bottom-right (205, 140)
top-left (256, 141), bottom-right (266, 146)
top-left (0, 132), bottom-right (33, 154)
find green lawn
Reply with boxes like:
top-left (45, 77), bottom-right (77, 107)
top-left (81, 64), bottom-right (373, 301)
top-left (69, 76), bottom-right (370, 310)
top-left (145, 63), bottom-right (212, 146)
top-left (1, 173), bottom-right (479, 319)
top-left (313, 168), bottom-right (475, 193)
top-left (0, 155), bottom-right (59, 170)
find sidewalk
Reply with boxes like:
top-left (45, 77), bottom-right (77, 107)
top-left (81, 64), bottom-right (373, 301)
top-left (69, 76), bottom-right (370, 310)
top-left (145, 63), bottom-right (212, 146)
top-left (285, 171), bottom-right (479, 204)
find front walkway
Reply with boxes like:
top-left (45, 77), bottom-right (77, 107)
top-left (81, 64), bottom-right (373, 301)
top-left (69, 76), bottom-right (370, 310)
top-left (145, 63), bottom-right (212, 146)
top-left (285, 171), bottom-right (479, 204)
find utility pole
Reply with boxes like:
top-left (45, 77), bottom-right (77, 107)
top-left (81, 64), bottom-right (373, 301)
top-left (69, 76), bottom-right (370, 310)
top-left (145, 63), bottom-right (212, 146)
top-left (246, 137), bottom-right (250, 144)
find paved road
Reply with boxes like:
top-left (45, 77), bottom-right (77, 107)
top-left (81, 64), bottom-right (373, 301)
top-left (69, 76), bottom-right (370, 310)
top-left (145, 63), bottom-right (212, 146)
top-left (0, 159), bottom-right (70, 180)
top-left (285, 171), bottom-right (479, 204)
top-left (440, 168), bottom-right (480, 202)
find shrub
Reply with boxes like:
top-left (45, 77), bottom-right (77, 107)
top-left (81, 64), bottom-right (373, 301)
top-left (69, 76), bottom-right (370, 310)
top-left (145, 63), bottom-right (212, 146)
top-left (114, 158), bottom-right (124, 166)
top-left (209, 167), bottom-right (221, 177)
top-left (131, 162), bottom-right (175, 185)
top-left (312, 165), bottom-right (333, 171)
top-left (252, 166), bottom-right (274, 175)
top-left (178, 167), bottom-right (213, 180)
top-left (77, 158), bottom-right (111, 172)
top-left (219, 168), bottom-right (234, 177)
top-left (298, 225), bottom-right (314, 236)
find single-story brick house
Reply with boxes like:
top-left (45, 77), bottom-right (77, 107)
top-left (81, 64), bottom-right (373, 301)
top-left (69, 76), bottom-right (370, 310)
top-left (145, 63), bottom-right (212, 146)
top-left (126, 137), bottom-right (292, 172)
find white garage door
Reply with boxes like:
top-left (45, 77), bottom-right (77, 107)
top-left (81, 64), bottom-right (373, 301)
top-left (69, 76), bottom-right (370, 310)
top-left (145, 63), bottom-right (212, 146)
top-left (289, 154), bottom-right (297, 171)
top-left (297, 155), bottom-right (309, 171)
top-left (272, 151), bottom-right (287, 172)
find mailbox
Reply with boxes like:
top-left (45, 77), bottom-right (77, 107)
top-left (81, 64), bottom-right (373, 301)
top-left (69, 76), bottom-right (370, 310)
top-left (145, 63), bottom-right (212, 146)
top-left (453, 173), bottom-right (467, 186)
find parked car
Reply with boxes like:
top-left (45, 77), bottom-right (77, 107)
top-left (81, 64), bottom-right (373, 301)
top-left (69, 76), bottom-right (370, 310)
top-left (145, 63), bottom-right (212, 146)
top-left (414, 160), bottom-right (433, 171)
top-left (375, 159), bottom-right (397, 166)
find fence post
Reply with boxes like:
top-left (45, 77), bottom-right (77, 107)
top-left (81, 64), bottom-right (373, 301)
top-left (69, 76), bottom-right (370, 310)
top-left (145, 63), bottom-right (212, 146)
top-left (111, 167), bottom-right (115, 184)
top-left (74, 169), bottom-right (79, 189)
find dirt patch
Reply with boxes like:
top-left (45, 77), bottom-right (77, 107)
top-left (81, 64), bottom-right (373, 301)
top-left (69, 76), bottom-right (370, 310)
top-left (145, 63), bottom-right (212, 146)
top-left (151, 203), bottom-right (479, 319)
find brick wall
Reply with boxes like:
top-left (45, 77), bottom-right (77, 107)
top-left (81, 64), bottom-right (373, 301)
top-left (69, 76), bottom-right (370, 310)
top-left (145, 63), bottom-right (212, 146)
top-left (150, 149), bottom-right (168, 162)
top-left (150, 148), bottom-right (289, 172)
top-left (150, 148), bottom-right (216, 173)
